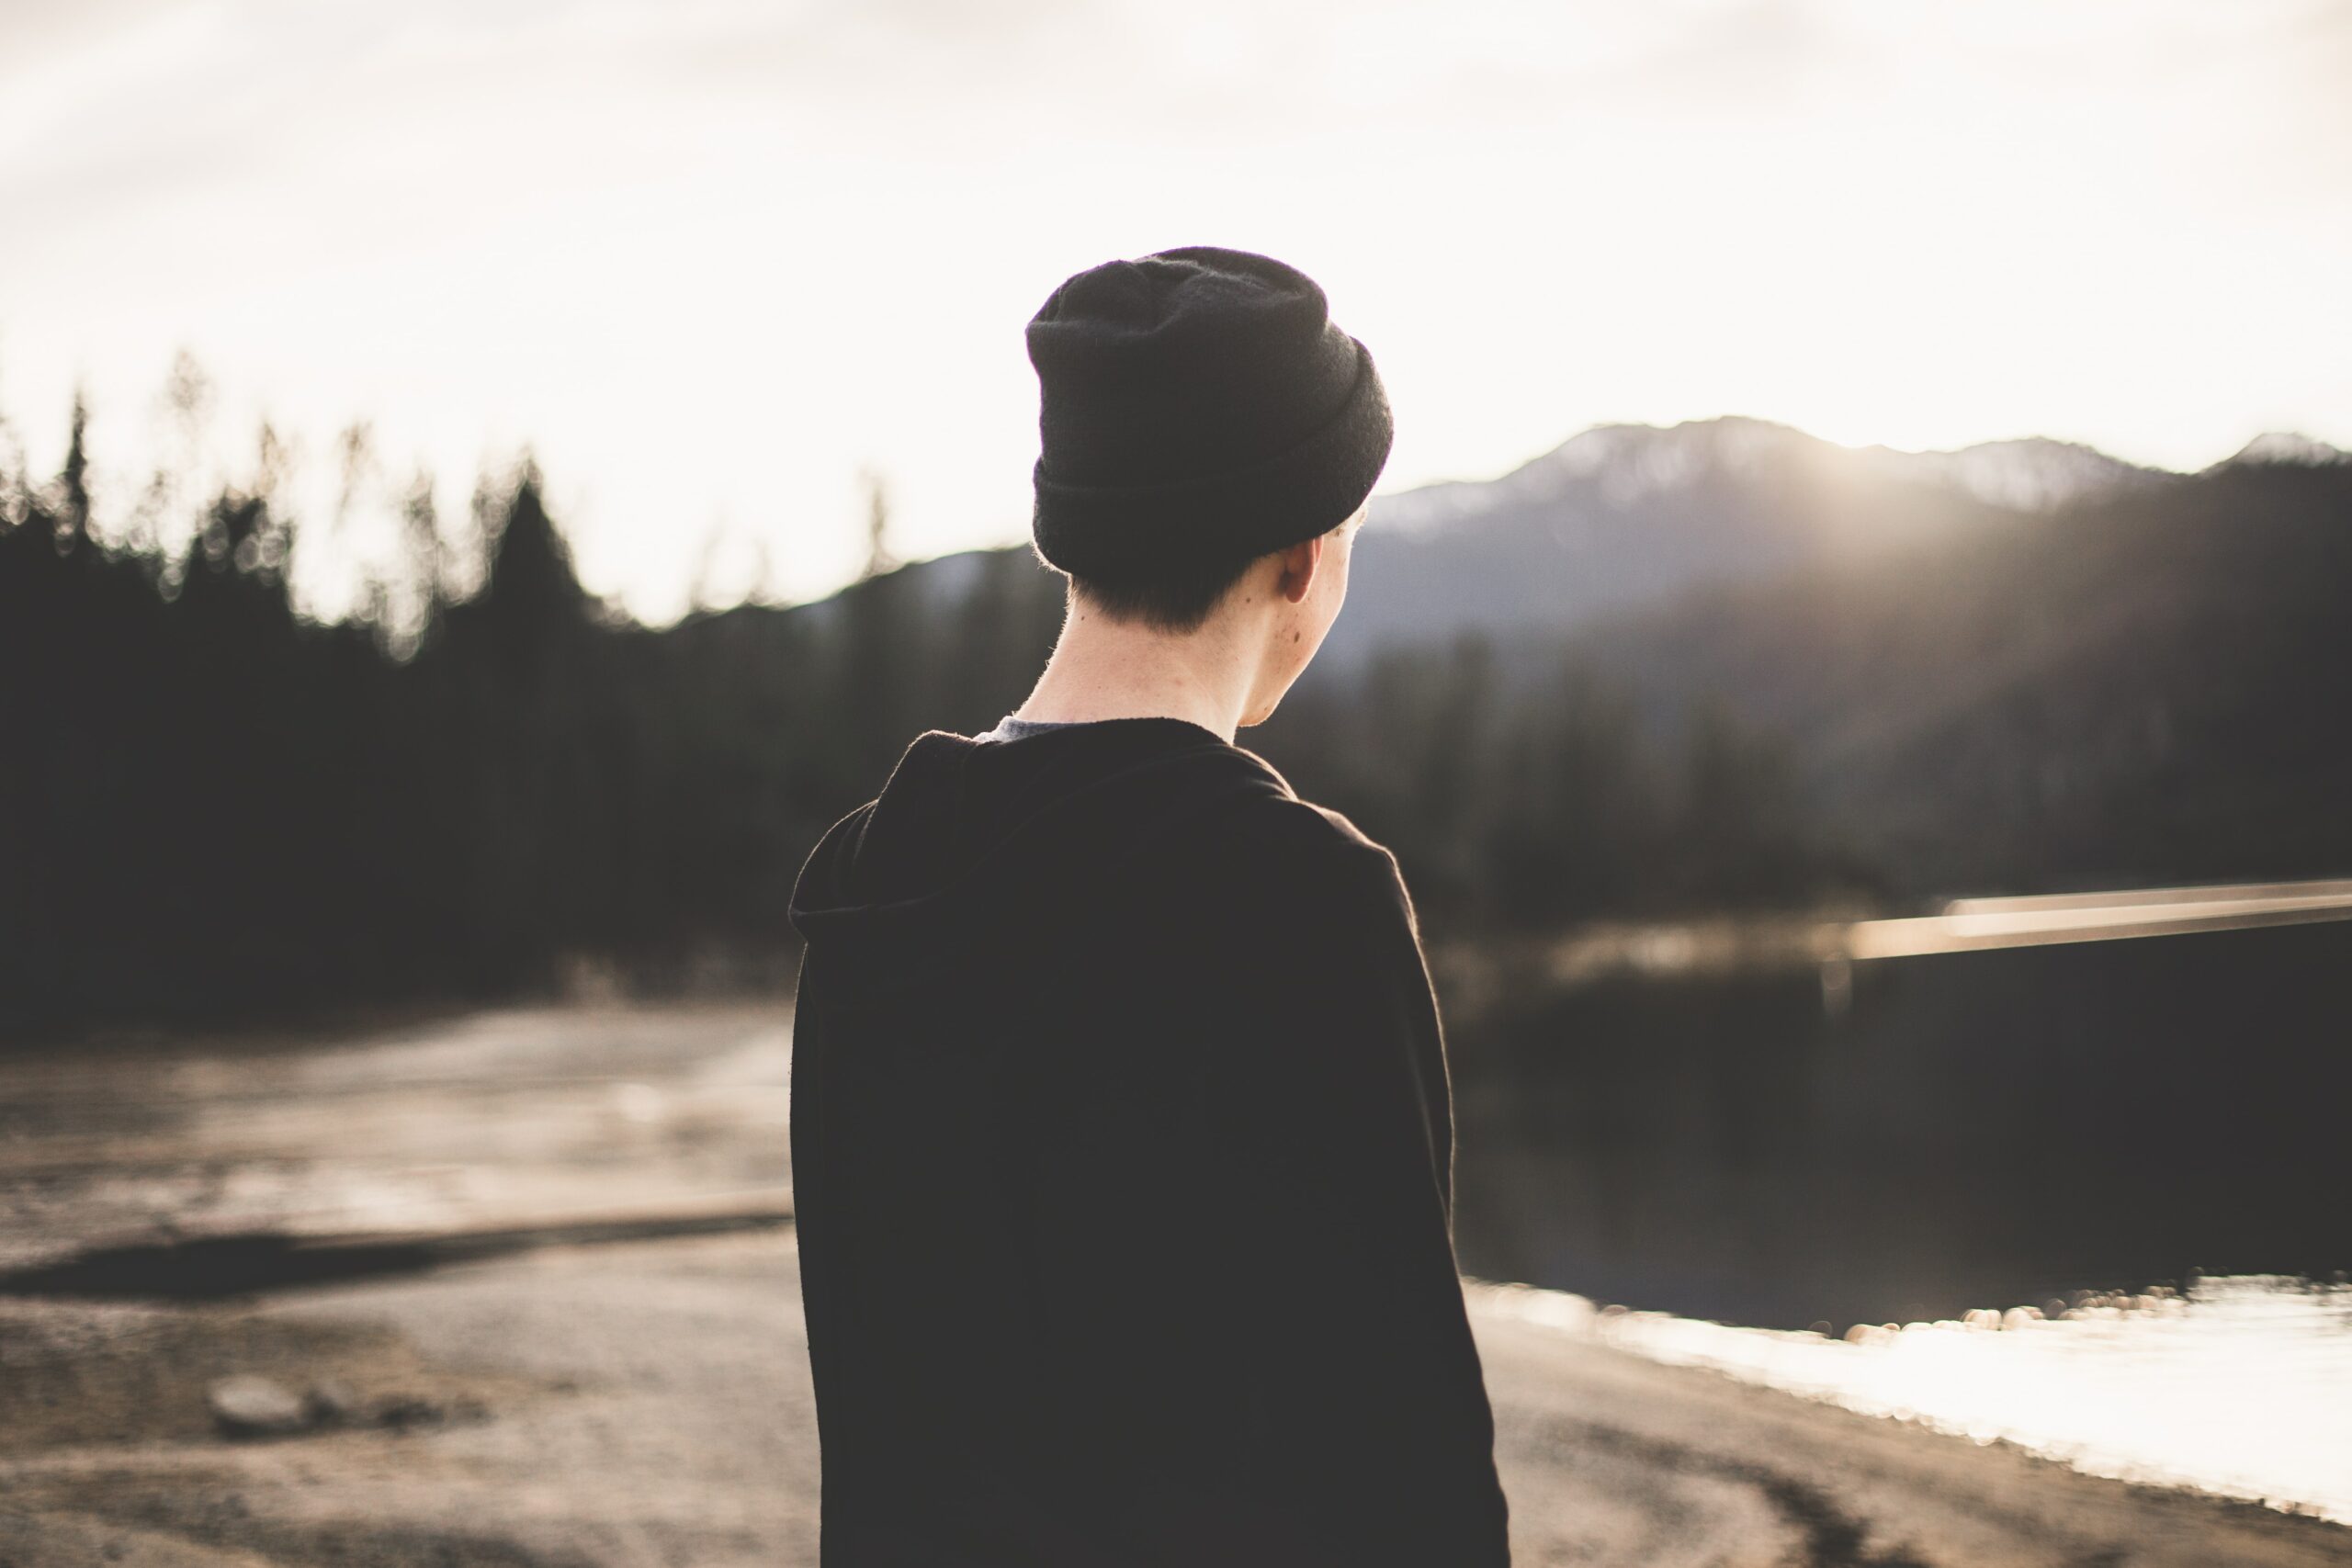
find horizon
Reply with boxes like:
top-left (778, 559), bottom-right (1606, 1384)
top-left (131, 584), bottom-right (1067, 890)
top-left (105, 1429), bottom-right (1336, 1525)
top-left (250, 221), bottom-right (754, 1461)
top-left (6, 398), bottom-right (2337, 627)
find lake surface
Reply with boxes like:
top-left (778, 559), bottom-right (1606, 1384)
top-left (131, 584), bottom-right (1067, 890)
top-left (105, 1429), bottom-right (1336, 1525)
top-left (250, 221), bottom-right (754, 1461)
top-left (1483, 1272), bottom-right (2352, 1526)
top-left (1446, 897), bottom-right (2352, 1521)
top-left (1450, 912), bottom-right (2351, 1329)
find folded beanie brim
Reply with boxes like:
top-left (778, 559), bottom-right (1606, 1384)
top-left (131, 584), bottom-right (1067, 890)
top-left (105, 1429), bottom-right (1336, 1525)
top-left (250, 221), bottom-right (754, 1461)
top-left (1031, 338), bottom-right (1393, 583)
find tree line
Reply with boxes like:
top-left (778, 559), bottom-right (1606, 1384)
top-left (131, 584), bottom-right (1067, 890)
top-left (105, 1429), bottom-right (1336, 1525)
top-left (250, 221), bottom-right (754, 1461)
top-left (0, 391), bottom-right (1860, 1039)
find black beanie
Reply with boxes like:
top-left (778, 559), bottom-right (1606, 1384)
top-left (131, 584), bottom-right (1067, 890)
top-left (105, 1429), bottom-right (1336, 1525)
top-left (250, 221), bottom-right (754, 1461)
top-left (1025, 245), bottom-right (1392, 583)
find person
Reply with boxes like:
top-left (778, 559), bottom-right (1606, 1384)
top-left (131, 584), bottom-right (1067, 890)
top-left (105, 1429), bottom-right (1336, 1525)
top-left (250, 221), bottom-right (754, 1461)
top-left (787, 245), bottom-right (1511, 1565)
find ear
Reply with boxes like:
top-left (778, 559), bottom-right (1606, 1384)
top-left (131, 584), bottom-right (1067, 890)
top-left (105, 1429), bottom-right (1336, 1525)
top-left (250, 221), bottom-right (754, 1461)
top-left (1272, 533), bottom-right (1323, 605)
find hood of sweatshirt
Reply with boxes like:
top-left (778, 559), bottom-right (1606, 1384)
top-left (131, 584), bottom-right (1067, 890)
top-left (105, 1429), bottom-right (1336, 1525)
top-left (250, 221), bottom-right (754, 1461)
top-left (787, 716), bottom-right (1295, 998)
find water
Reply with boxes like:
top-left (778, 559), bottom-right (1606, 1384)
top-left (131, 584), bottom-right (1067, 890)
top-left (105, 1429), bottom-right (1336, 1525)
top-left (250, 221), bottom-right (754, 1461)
top-left (1445, 905), bottom-right (2352, 1521)
top-left (1477, 1273), bottom-right (2352, 1525)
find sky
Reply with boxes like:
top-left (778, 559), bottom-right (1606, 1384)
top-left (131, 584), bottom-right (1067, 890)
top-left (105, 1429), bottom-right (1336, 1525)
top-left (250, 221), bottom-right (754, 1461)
top-left (2, 0), bottom-right (2347, 622)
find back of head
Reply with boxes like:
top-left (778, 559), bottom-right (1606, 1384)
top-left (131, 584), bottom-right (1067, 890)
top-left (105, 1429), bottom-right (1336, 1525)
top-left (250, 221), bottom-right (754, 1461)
top-left (1025, 245), bottom-right (1392, 633)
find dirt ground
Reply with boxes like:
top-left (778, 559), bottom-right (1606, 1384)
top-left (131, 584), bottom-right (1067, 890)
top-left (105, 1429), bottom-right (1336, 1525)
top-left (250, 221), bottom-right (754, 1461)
top-left (4, 1231), bottom-right (2347, 1566)
top-left (1, 1004), bottom-right (2345, 1566)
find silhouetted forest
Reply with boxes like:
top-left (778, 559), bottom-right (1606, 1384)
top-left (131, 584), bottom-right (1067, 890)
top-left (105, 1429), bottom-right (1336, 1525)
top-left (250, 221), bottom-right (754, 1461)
top-left (5, 389), bottom-right (2345, 1038)
top-left (0, 399), bottom-right (1068, 1035)
top-left (1555, 456), bottom-right (2352, 892)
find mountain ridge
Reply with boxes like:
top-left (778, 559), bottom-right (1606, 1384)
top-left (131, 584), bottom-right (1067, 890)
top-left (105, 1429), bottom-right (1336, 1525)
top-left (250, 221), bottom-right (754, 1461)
top-left (829, 413), bottom-right (2345, 671)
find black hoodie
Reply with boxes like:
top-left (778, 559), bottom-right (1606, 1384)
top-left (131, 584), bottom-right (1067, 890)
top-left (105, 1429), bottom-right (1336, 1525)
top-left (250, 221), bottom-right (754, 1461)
top-left (786, 716), bottom-right (1511, 1566)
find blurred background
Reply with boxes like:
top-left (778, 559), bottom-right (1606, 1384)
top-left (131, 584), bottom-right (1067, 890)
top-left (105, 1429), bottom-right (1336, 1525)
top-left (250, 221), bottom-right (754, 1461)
top-left (3, 2), bottom-right (2348, 1563)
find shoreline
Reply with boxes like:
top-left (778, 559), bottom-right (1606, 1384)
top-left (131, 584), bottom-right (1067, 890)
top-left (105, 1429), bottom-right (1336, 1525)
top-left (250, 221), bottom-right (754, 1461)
top-left (5, 1230), bottom-right (2347, 1567)
top-left (5, 1000), bottom-right (2345, 1565)
top-left (1471, 1273), bottom-right (2352, 1532)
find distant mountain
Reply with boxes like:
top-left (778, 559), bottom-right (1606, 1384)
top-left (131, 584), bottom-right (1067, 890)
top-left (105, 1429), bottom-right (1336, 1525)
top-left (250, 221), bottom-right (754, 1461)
top-left (2213, 432), bottom-right (2350, 469)
top-left (1854, 434), bottom-right (2160, 511)
top-left (1322, 418), bottom-right (2163, 664)
top-left (1552, 456), bottom-right (2352, 892)
top-left (670, 416), bottom-right (2352, 910)
top-left (837, 419), bottom-right (2346, 675)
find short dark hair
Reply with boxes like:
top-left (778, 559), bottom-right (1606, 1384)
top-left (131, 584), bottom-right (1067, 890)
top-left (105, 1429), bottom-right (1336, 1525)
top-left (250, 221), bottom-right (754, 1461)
top-left (1045, 506), bottom-right (1360, 635)
top-left (1052, 547), bottom-right (1263, 635)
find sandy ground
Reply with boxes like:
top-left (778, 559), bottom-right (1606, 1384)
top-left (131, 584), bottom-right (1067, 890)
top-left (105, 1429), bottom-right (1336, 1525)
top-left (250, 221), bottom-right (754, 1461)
top-left (2, 1003), bottom-right (2346, 1566)
top-left (6, 1232), bottom-right (2348, 1566)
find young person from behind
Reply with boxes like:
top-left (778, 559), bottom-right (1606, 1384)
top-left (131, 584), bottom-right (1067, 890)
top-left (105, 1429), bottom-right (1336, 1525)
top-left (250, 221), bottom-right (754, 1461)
top-left (787, 245), bottom-right (1511, 1565)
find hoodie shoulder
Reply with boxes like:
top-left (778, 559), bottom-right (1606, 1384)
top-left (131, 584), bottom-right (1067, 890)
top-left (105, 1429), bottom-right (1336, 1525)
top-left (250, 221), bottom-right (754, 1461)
top-left (1230, 795), bottom-right (1385, 865)
top-left (1198, 789), bottom-right (1419, 925)
top-left (1296, 800), bottom-right (1396, 862)
top-left (1306, 802), bottom-right (1419, 919)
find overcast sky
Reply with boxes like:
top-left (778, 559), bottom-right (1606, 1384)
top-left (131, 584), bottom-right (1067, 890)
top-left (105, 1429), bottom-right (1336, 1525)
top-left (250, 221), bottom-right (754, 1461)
top-left (3, 0), bottom-right (2346, 621)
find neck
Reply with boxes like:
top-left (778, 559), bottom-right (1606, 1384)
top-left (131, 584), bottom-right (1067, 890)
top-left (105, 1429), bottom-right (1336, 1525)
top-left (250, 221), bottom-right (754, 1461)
top-left (1012, 592), bottom-right (1261, 744)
